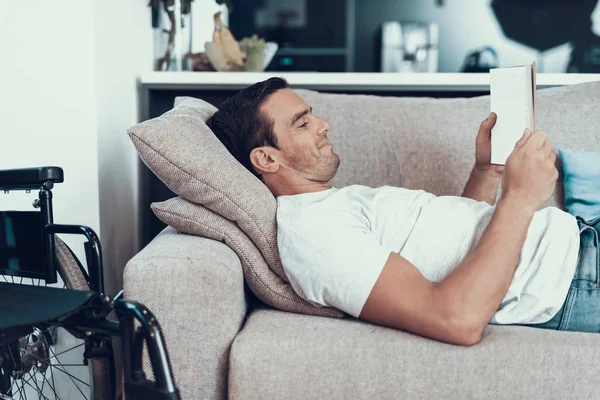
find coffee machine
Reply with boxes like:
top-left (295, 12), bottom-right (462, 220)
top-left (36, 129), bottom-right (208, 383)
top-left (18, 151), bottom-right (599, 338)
top-left (379, 21), bottom-right (439, 73)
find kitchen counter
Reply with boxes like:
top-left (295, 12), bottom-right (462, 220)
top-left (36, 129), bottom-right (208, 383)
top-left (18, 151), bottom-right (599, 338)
top-left (139, 72), bottom-right (600, 92)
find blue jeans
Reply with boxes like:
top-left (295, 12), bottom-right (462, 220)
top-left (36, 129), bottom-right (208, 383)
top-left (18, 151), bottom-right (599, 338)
top-left (520, 214), bottom-right (600, 332)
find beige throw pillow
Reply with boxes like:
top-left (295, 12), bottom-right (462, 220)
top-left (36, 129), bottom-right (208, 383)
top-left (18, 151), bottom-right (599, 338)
top-left (128, 96), bottom-right (344, 318)
top-left (151, 197), bottom-right (345, 318)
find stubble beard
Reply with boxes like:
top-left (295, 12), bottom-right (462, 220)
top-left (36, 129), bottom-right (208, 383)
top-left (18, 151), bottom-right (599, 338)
top-left (317, 151), bottom-right (340, 181)
top-left (286, 147), bottom-right (341, 182)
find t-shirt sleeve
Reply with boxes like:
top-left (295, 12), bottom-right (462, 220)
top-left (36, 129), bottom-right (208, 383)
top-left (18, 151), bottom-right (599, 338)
top-left (278, 222), bottom-right (392, 318)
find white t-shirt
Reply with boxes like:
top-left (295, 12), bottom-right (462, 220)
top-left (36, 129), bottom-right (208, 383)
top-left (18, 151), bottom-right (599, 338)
top-left (276, 185), bottom-right (580, 324)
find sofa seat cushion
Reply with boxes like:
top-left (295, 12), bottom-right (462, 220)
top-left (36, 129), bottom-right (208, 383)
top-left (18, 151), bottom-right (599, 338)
top-left (229, 307), bottom-right (600, 399)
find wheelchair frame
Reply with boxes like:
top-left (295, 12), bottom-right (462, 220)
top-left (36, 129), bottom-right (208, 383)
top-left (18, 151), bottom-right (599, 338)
top-left (0, 167), bottom-right (179, 400)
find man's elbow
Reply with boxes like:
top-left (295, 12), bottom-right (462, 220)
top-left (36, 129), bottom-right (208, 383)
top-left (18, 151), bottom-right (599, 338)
top-left (459, 323), bottom-right (485, 346)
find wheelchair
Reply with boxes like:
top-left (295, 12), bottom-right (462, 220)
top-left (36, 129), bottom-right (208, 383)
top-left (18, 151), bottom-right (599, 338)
top-left (0, 167), bottom-right (180, 400)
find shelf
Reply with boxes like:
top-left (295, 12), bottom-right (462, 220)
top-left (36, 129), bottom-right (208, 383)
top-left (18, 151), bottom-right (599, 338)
top-left (139, 72), bottom-right (600, 92)
top-left (275, 48), bottom-right (349, 56)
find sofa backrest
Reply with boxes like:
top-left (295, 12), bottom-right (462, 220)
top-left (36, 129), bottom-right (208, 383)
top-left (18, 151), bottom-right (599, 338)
top-left (295, 81), bottom-right (600, 209)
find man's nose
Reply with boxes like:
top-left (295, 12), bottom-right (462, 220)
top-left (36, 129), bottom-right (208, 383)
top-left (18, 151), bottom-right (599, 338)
top-left (317, 117), bottom-right (330, 136)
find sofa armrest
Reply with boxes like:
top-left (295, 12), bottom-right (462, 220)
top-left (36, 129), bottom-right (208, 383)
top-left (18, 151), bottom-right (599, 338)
top-left (124, 227), bottom-right (248, 400)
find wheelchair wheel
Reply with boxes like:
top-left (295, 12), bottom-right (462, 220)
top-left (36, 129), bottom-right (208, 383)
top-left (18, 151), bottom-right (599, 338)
top-left (0, 236), bottom-right (114, 400)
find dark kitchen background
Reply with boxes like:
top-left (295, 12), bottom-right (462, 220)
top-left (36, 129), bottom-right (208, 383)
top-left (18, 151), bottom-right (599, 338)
top-left (228, 0), bottom-right (600, 73)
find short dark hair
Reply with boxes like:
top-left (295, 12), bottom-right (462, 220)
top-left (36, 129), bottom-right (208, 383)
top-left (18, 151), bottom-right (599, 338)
top-left (207, 77), bottom-right (288, 180)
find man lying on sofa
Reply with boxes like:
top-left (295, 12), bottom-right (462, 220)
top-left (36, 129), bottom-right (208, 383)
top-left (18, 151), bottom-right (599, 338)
top-left (206, 77), bottom-right (598, 346)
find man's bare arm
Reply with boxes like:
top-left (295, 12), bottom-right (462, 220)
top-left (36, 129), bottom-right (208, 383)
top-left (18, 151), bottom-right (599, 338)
top-left (440, 130), bottom-right (558, 342)
top-left (360, 196), bottom-right (534, 346)
top-left (461, 167), bottom-right (502, 205)
top-left (361, 130), bottom-right (558, 346)
top-left (434, 195), bottom-right (534, 341)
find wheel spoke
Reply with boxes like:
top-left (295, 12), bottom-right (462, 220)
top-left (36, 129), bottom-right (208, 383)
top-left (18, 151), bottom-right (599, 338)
top-left (15, 379), bottom-right (24, 400)
top-left (20, 371), bottom-right (38, 390)
top-left (50, 364), bottom-right (86, 367)
top-left (49, 362), bottom-right (90, 388)
top-left (22, 377), bottom-right (27, 400)
top-left (49, 345), bottom-right (90, 400)
top-left (20, 368), bottom-right (51, 399)
top-left (39, 369), bottom-right (46, 397)
top-left (34, 343), bottom-right (85, 364)
top-left (21, 377), bottom-right (48, 400)
top-left (50, 364), bottom-right (90, 387)
top-left (50, 362), bottom-right (56, 400)
top-left (50, 364), bottom-right (89, 399)
top-left (26, 370), bottom-right (50, 400)
top-left (40, 368), bottom-right (59, 400)
top-left (10, 375), bottom-right (17, 398)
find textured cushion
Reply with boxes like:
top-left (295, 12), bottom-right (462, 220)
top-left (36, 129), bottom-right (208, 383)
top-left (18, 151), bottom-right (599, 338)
top-left (229, 306), bottom-right (600, 399)
top-left (129, 96), bottom-right (344, 318)
top-left (151, 197), bottom-right (344, 318)
top-left (558, 149), bottom-right (600, 221)
top-left (128, 97), bottom-right (283, 277)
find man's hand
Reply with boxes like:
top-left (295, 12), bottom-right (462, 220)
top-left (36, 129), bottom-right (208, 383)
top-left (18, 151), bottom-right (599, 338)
top-left (475, 112), bottom-right (504, 176)
top-left (502, 129), bottom-right (558, 213)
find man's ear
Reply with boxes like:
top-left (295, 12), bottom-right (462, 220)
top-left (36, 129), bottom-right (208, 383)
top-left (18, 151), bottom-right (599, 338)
top-left (249, 147), bottom-right (280, 175)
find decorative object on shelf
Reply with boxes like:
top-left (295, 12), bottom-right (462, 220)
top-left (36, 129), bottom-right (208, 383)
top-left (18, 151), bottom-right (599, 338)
top-left (205, 11), bottom-right (246, 71)
top-left (185, 52), bottom-right (215, 71)
top-left (150, 0), bottom-right (193, 71)
top-left (204, 12), bottom-right (279, 71)
top-left (239, 35), bottom-right (277, 72)
top-left (150, 0), bottom-right (234, 71)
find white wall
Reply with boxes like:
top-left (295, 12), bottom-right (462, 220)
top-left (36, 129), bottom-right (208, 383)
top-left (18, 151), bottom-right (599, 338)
top-left (0, 0), bottom-right (151, 297)
top-left (0, 0), bottom-right (100, 266)
top-left (1, 1), bottom-right (152, 394)
top-left (93, 0), bottom-right (153, 295)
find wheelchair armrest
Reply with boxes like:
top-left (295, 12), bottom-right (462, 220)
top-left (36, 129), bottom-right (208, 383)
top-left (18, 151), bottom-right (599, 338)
top-left (0, 167), bottom-right (64, 190)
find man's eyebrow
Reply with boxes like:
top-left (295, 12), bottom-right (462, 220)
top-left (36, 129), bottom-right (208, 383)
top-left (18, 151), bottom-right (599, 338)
top-left (290, 106), bottom-right (312, 126)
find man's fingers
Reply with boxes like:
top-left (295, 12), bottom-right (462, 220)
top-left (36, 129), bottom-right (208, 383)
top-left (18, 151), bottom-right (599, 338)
top-left (515, 128), bottom-right (533, 147)
top-left (541, 139), bottom-right (553, 157)
top-left (479, 112), bottom-right (497, 133)
top-left (524, 130), bottom-right (548, 149)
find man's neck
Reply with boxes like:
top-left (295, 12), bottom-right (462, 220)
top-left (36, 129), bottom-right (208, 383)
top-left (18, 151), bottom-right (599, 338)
top-left (268, 181), bottom-right (333, 197)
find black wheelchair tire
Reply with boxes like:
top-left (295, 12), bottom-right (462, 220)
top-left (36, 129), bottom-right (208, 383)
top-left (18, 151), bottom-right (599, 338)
top-left (55, 236), bottom-right (115, 400)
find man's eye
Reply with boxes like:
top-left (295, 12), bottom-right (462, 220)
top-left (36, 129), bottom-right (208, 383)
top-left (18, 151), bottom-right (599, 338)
top-left (299, 122), bottom-right (308, 128)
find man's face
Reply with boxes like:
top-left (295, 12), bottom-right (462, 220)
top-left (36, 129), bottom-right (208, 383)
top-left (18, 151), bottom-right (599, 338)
top-left (261, 89), bottom-right (340, 181)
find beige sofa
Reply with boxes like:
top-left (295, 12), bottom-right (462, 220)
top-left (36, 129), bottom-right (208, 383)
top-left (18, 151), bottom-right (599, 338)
top-left (124, 81), bottom-right (600, 399)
